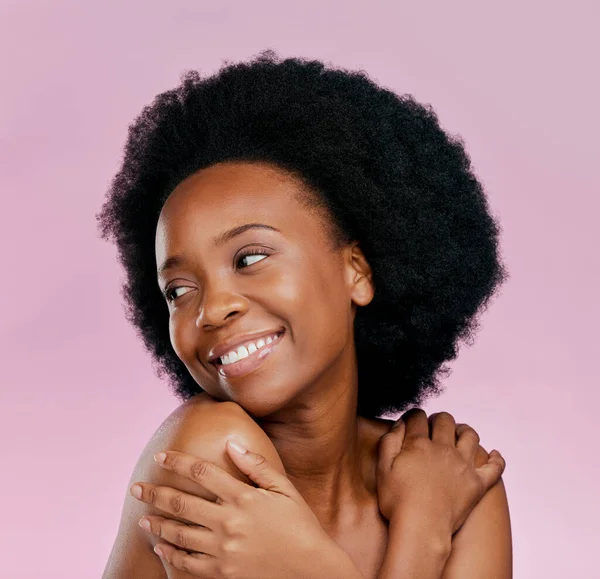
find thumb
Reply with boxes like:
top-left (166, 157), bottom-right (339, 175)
top-left (476, 449), bottom-right (506, 492)
top-left (377, 419), bottom-right (406, 474)
top-left (225, 438), bottom-right (294, 496)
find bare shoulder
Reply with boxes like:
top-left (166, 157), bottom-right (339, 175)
top-left (130, 391), bottom-right (286, 519)
top-left (369, 413), bottom-right (512, 577)
top-left (153, 393), bottom-right (287, 489)
top-left (101, 394), bottom-right (284, 579)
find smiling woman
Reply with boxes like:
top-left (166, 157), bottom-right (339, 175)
top-left (151, 159), bottom-right (379, 418)
top-left (97, 49), bottom-right (511, 578)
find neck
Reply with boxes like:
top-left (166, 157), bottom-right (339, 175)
top-left (255, 357), bottom-right (376, 531)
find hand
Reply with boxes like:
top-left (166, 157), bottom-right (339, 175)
top-left (130, 439), bottom-right (350, 579)
top-left (376, 409), bottom-right (506, 535)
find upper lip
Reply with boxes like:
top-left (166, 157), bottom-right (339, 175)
top-left (207, 328), bottom-right (284, 364)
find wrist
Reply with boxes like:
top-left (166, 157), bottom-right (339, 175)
top-left (377, 514), bottom-right (451, 579)
top-left (389, 513), bottom-right (452, 559)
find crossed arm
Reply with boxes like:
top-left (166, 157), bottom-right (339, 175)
top-left (377, 443), bottom-right (512, 579)
top-left (102, 399), bottom-right (512, 578)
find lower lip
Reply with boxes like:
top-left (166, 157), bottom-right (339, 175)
top-left (212, 330), bottom-right (285, 379)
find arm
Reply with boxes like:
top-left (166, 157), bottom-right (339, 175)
top-left (101, 430), bottom-right (169, 579)
top-left (377, 445), bottom-right (512, 579)
top-left (376, 510), bottom-right (452, 579)
top-left (102, 395), bottom-right (287, 579)
top-left (441, 445), bottom-right (512, 578)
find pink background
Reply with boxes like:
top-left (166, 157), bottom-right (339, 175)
top-left (1, 1), bottom-right (598, 577)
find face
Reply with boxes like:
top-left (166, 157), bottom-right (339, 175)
top-left (155, 161), bottom-right (374, 418)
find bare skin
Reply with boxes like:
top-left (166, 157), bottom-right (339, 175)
top-left (103, 395), bottom-right (509, 579)
top-left (102, 159), bottom-right (511, 578)
top-left (154, 160), bottom-right (381, 535)
top-left (104, 394), bottom-right (392, 579)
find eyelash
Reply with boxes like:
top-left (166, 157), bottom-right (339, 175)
top-left (164, 248), bottom-right (271, 303)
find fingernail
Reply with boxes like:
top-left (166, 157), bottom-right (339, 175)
top-left (130, 484), bottom-right (142, 499)
top-left (227, 439), bottom-right (247, 454)
top-left (154, 545), bottom-right (164, 557)
top-left (391, 419), bottom-right (404, 429)
top-left (138, 517), bottom-right (151, 531)
top-left (154, 452), bottom-right (166, 464)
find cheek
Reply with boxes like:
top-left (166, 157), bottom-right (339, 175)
top-left (168, 312), bottom-right (196, 363)
top-left (273, 261), bottom-right (351, 343)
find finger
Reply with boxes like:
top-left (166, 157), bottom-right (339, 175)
top-left (225, 438), bottom-right (296, 496)
top-left (154, 542), bottom-right (215, 576)
top-left (402, 408), bottom-right (429, 440)
top-left (428, 412), bottom-right (456, 446)
top-left (455, 423), bottom-right (480, 462)
top-left (139, 515), bottom-right (216, 555)
top-left (130, 483), bottom-right (220, 528)
top-left (154, 450), bottom-right (250, 504)
top-left (476, 450), bottom-right (506, 492)
top-left (377, 419), bottom-right (406, 473)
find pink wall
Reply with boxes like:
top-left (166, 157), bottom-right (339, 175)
top-left (1, 1), bottom-right (598, 577)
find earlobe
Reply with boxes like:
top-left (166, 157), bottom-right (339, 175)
top-left (352, 274), bottom-right (375, 306)
top-left (346, 244), bottom-right (375, 307)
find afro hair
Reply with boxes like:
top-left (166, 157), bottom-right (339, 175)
top-left (97, 49), bottom-right (508, 419)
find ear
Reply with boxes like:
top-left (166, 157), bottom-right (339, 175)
top-left (344, 242), bottom-right (375, 308)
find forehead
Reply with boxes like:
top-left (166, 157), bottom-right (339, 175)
top-left (155, 161), bottom-right (329, 252)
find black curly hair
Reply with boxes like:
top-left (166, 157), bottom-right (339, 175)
top-left (97, 49), bottom-right (507, 420)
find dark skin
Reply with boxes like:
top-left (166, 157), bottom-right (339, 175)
top-left (103, 159), bottom-right (510, 578)
top-left (155, 159), bottom-right (379, 535)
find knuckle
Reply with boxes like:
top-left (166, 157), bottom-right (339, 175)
top-left (436, 411), bottom-right (455, 422)
top-left (468, 430), bottom-right (481, 444)
top-left (174, 527), bottom-right (188, 549)
top-left (411, 436), bottom-right (430, 450)
top-left (190, 459), bottom-right (212, 481)
top-left (379, 432), bottom-right (396, 448)
top-left (179, 555), bottom-right (193, 573)
top-left (221, 537), bottom-right (238, 554)
top-left (222, 516), bottom-right (243, 535)
top-left (235, 491), bottom-right (255, 506)
top-left (170, 492), bottom-right (186, 515)
top-left (457, 424), bottom-right (480, 442)
top-left (147, 487), bottom-right (158, 505)
top-left (168, 452), bottom-right (182, 471)
top-left (217, 561), bottom-right (238, 579)
top-left (153, 522), bottom-right (164, 538)
top-left (440, 444), bottom-right (454, 458)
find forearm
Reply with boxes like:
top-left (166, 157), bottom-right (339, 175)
top-left (307, 540), bottom-right (365, 579)
top-left (377, 515), bottom-right (452, 579)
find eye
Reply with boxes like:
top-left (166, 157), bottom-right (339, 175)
top-left (236, 249), bottom-right (270, 269)
top-left (165, 286), bottom-right (193, 302)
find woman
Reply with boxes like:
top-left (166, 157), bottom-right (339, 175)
top-left (98, 50), bottom-right (511, 578)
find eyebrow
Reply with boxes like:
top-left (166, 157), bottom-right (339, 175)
top-left (157, 223), bottom-right (280, 277)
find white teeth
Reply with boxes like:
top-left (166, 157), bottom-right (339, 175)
top-left (218, 332), bottom-right (281, 365)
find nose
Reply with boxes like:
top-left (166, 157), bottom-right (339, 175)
top-left (195, 280), bottom-right (249, 329)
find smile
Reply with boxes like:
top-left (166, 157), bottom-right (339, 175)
top-left (212, 329), bottom-right (285, 378)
